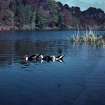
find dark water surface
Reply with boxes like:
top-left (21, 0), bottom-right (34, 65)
top-left (0, 31), bottom-right (105, 105)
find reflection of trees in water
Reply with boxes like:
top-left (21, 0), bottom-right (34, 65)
top-left (15, 40), bottom-right (70, 57)
top-left (0, 39), bottom-right (104, 67)
top-left (0, 40), bottom-right (70, 66)
top-left (0, 41), bottom-right (15, 66)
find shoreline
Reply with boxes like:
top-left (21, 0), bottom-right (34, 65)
top-left (0, 28), bottom-right (105, 32)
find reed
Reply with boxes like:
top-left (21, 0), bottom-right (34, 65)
top-left (70, 30), bottom-right (105, 47)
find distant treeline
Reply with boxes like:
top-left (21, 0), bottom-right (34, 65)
top-left (0, 0), bottom-right (105, 31)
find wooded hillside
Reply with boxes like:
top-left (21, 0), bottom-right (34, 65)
top-left (0, 0), bottom-right (105, 31)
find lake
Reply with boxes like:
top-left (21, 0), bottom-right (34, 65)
top-left (0, 31), bottom-right (105, 105)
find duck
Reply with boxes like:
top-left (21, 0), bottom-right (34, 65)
top-left (43, 55), bottom-right (52, 62)
top-left (52, 55), bottom-right (64, 62)
top-left (24, 54), bottom-right (38, 61)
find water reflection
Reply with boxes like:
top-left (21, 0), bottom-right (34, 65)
top-left (0, 38), bottom-right (105, 67)
top-left (0, 39), bottom-right (70, 66)
top-left (0, 31), bottom-right (105, 68)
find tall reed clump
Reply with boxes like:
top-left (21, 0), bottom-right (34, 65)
top-left (70, 30), bottom-right (105, 47)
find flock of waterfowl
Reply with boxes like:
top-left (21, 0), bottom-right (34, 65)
top-left (23, 54), bottom-right (64, 63)
top-left (70, 30), bottom-right (105, 47)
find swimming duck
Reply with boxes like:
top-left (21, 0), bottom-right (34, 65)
top-left (24, 54), bottom-right (38, 61)
top-left (51, 55), bottom-right (64, 62)
top-left (43, 55), bottom-right (52, 62)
